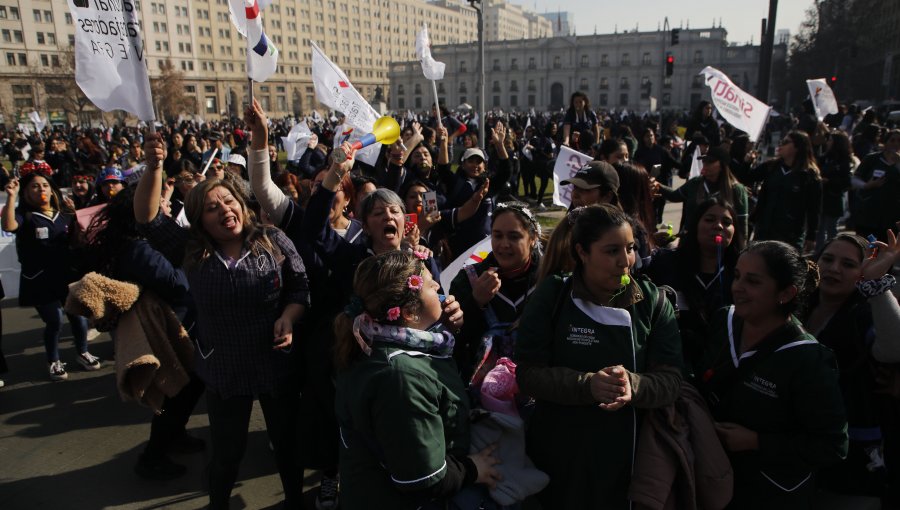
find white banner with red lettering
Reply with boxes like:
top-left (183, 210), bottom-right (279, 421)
top-left (552, 145), bottom-right (592, 208)
top-left (699, 66), bottom-right (770, 142)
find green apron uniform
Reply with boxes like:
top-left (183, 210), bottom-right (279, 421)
top-left (515, 275), bottom-right (682, 509)
top-left (699, 306), bottom-right (848, 510)
top-left (335, 344), bottom-right (470, 509)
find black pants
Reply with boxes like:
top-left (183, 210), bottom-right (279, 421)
top-left (206, 386), bottom-right (302, 509)
top-left (144, 373), bottom-right (205, 459)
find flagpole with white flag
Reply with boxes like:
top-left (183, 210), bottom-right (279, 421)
top-left (245, 1), bottom-right (253, 104)
top-left (806, 79), bottom-right (839, 121)
top-left (416, 23), bottom-right (446, 131)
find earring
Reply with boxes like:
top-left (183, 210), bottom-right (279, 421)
top-left (412, 315), bottom-right (420, 322)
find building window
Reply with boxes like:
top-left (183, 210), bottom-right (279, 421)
top-left (205, 97), bottom-right (218, 113)
top-left (528, 95), bottom-right (536, 107)
top-left (663, 76), bottom-right (672, 88)
top-left (11, 84), bottom-right (32, 95)
top-left (599, 94), bottom-right (608, 106)
top-left (620, 77), bottom-right (629, 89)
top-left (642, 52), bottom-right (651, 65)
top-left (553, 56), bottom-right (561, 69)
top-left (33, 9), bottom-right (41, 22)
top-left (458, 82), bottom-right (467, 93)
top-left (10, 7), bottom-right (19, 20)
top-left (580, 55), bottom-right (588, 68)
top-left (17, 53), bottom-right (26, 66)
top-left (579, 78), bottom-right (588, 90)
top-left (459, 60), bottom-right (466, 72)
top-left (600, 77), bottom-right (609, 90)
top-left (398, 98), bottom-right (405, 109)
top-left (510, 80), bottom-right (518, 92)
top-left (492, 59), bottom-right (500, 71)
top-left (692, 75), bottom-right (704, 89)
top-left (0, 7), bottom-right (6, 19)
top-left (619, 93), bottom-right (628, 105)
top-left (510, 58), bottom-right (518, 70)
top-left (37, 32), bottom-right (45, 44)
top-left (492, 81), bottom-right (501, 92)
top-left (621, 53), bottom-right (630, 66)
top-left (527, 80), bottom-right (535, 92)
top-left (415, 97), bottom-right (422, 108)
top-left (510, 95), bottom-right (517, 107)
top-left (414, 83), bottom-right (422, 94)
top-left (600, 54), bottom-right (609, 66)
top-left (493, 95), bottom-right (500, 107)
top-left (662, 93), bottom-right (671, 106)
top-left (528, 57), bottom-right (535, 69)
top-left (398, 85), bottom-right (405, 95)
top-left (694, 50), bottom-right (703, 64)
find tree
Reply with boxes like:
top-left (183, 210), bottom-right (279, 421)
top-left (151, 59), bottom-right (196, 122)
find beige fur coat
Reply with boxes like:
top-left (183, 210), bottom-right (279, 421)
top-left (65, 272), bottom-right (194, 412)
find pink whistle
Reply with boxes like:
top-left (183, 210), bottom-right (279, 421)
top-left (715, 235), bottom-right (723, 245)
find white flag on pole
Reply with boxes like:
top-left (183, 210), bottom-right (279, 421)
top-left (439, 236), bottom-right (493, 292)
top-left (66, 0), bottom-right (155, 121)
top-left (229, 0), bottom-right (278, 82)
top-left (806, 79), bottom-right (839, 121)
top-left (552, 146), bottom-right (592, 208)
top-left (282, 121), bottom-right (311, 161)
top-left (416, 24), bottom-right (446, 80)
top-left (310, 40), bottom-right (381, 165)
top-left (699, 66), bottom-right (771, 142)
top-left (689, 144), bottom-right (702, 179)
top-left (29, 111), bottom-right (46, 132)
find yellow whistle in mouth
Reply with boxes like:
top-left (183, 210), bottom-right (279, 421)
top-left (108, 189), bottom-right (118, 197)
top-left (620, 274), bottom-right (631, 287)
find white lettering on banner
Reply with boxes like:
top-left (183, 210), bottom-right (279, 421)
top-left (551, 146), bottom-right (591, 208)
top-left (699, 66), bottom-right (770, 142)
top-left (67, 0), bottom-right (154, 121)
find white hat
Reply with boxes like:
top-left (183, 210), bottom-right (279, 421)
top-left (226, 154), bottom-right (246, 168)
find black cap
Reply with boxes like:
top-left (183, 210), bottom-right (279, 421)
top-left (561, 161), bottom-right (620, 192)
top-left (699, 145), bottom-right (730, 164)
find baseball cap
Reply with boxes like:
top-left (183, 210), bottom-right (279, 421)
top-left (561, 161), bottom-right (619, 192)
top-left (98, 166), bottom-right (124, 183)
top-left (227, 154), bottom-right (247, 168)
top-left (699, 145), bottom-right (730, 164)
top-left (462, 148), bottom-right (487, 161)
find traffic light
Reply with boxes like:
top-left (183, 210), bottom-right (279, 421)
top-left (671, 29), bottom-right (680, 45)
top-left (830, 75), bottom-right (837, 84)
top-left (666, 54), bottom-right (674, 76)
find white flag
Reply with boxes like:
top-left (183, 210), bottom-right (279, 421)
top-left (228, 0), bottom-right (278, 82)
top-left (29, 111), bottom-right (46, 132)
top-left (689, 144), bottom-right (702, 179)
top-left (439, 236), bottom-right (493, 292)
top-left (806, 79), bottom-right (839, 121)
top-left (552, 146), bottom-right (592, 208)
top-left (66, 0), bottom-right (154, 121)
top-left (700, 66), bottom-right (771, 142)
top-left (282, 121), bottom-right (311, 161)
top-left (416, 24), bottom-right (446, 81)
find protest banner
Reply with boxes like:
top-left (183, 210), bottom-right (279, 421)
top-left (806, 79), bottom-right (839, 121)
top-left (552, 145), bottom-right (592, 208)
top-left (66, 0), bottom-right (154, 121)
top-left (439, 236), bottom-right (492, 292)
top-left (699, 66), bottom-right (771, 142)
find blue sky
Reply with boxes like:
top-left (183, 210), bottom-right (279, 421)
top-left (528, 0), bottom-right (812, 45)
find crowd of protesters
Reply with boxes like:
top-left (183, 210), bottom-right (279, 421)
top-left (0, 92), bottom-right (898, 510)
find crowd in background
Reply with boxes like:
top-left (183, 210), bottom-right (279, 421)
top-left (0, 91), bottom-right (898, 510)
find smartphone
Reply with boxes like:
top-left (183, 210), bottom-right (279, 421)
top-left (423, 191), bottom-right (438, 215)
top-left (651, 164), bottom-right (662, 178)
top-left (872, 169), bottom-right (886, 179)
top-left (404, 213), bottom-right (417, 235)
top-left (60, 187), bottom-right (73, 202)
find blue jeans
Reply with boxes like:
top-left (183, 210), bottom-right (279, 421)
top-left (34, 301), bottom-right (89, 363)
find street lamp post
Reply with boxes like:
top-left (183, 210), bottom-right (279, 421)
top-left (468, 0), bottom-right (485, 149)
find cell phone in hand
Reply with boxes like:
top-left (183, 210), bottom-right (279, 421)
top-left (423, 191), bottom-right (438, 215)
top-left (60, 187), bottom-right (73, 202)
top-left (872, 169), bottom-right (886, 179)
top-left (404, 213), bottom-right (417, 235)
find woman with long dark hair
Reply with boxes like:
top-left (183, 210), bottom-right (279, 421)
top-left (645, 197), bottom-right (742, 372)
top-left (562, 91), bottom-right (600, 153)
top-left (1, 168), bottom-right (97, 381)
top-left (135, 126), bottom-right (311, 509)
top-left (816, 131), bottom-right (853, 251)
top-left (749, 130), bottom-right (823, 253)
top-left (85, 186), bottom-right (205, 480)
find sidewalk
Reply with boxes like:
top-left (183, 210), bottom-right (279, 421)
top-left (0, 301), bottom-right (318, 509)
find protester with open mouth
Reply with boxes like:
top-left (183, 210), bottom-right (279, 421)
top-left (800, 231), bottom-right (900, 503)
top-left (134, 123), bottom-right (310, 510)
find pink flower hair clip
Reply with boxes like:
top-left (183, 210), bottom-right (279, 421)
top-left (407, 274), bottom-right (424, 291)
top-left (386, 306), bottom-right (401, 321)
top-left (412, 250), bottom-right (428, 261)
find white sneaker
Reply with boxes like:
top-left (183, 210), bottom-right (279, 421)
top-left (76, 352), bottom-right (102, 371)
top-left (49, 360), bottom-right (68, 381)
top-left (86, 328), bottom-right (101, 341)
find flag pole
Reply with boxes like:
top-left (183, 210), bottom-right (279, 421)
top-left (246, 2), bottom-right (254, 106)
top-left (431, 80), bottom-right (443, 131)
